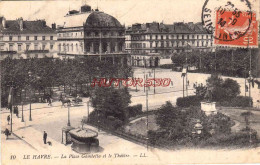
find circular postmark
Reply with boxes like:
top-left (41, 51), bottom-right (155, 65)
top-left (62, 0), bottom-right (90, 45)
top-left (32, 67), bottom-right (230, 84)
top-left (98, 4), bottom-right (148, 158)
top-left (202, 0), bottom-right (252, 42)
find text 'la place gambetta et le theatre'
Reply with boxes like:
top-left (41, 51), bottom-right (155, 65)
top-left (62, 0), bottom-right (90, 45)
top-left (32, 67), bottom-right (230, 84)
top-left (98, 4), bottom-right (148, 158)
top-left (56, 5), bottom-right (129, 65)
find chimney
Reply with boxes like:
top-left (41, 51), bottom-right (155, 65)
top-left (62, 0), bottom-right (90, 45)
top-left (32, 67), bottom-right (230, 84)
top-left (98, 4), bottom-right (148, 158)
top-left (42, 20), bottom-right (46, 27)
top-left (1, 17), bottom-right (6, 29)
top-left (18, 17), bottom-right (23, 31)
top-left (51, 23), bottom-right (56, 30)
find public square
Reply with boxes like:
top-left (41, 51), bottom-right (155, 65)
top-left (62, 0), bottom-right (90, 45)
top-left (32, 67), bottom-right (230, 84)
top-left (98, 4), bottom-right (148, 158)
top-left (1, 68), bottom-right (260, 165)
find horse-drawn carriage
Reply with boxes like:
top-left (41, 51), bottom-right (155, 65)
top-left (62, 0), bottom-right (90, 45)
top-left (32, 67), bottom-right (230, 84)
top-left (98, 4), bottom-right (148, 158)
top-left (60, 93), bottom-right (83, 107)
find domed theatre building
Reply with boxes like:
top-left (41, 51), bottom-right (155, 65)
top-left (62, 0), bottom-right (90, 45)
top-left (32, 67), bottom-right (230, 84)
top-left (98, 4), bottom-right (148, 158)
top-left (56, 5), bottom-right (129, 65)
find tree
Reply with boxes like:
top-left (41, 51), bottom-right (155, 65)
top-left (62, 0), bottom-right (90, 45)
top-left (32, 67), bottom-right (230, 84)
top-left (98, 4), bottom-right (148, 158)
top-left (206, 74), bottom-right (240, 102)
top-left (90, 87), bottom-right (131, 122)
top-left (155, 101), bottom-right (191, 141)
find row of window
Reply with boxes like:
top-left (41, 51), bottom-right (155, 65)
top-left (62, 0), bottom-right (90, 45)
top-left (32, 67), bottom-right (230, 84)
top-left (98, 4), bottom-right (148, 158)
top-left (131, 48), bottom-right (211, 55)
top-left (127, 40), bottom-right (213, 48)
top-left (131, 34), bottom-right (213, 40)
top-left (58, 32), bottom-right (83, 38)
top-left (85, 31), bottom-right (124, 37)
top-left (58, 43), bottom-right (83, 52)
top-left (58, 31), bottom-right (124, 38)
top-left (0, 36), bottom-right (54, 41)
top-left (0, 44), bottom-right (53, 51)
top-left (1, 54), bottom-right (52, 59)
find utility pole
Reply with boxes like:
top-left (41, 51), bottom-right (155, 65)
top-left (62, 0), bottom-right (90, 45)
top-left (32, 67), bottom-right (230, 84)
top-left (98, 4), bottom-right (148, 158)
top-left (186, 70), bottom-right (188, 96)
top-left (143, 62), bottom-right (146, 92)
top-left (145, 74), bottom-right (149, 150)
top-left (21, 101), bottom-right (24, 122)
top-left (28, 70), bottom-right (32, 121)
top-left (247, 32), bottom-right (252, 144)
top-left (185, 55), bottom-right (188, 96)
top-left (10, 82), bottom-right (14, 132)
top-left (67, 102), bottom-right (71, 126)
top-left (99, 28), bottom-right (102, 61)
top-left (215, 47), bottom-right (217, 72)
top-left (231, 49), bottom-right (234, 76)
top-left (87, 101), bottom-right (90, 122)
top-left (249, 49), bottom-right (252, 103)
top-left (153, 68), bottom-right (155, 94)
top-left (183, 76), bottom-right (185, 97)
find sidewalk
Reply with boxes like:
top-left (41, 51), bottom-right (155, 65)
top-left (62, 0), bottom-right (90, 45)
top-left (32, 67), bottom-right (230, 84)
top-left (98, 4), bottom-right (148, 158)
top-left (1, 97), bottom-right (90, 114)
top-left (1, 103), bottom-right (77, 154)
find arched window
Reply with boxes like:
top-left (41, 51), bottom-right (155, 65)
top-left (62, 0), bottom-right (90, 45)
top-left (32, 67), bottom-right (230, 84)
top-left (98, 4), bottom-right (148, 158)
top-left (80, 42), bottom-right (83, 52)
top-left (58, 44), bottom-right (61, 52)
top-left (76, 43), bottom-right (78, 51)
top-left (71, 44), bottom-right (73, 51)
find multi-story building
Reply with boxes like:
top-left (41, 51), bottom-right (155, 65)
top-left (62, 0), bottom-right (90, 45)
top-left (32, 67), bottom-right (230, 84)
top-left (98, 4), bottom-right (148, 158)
top-left (0, 17), bottom-right (57, 60)
top-left (56, 5), bottom-right (129, 65)
top-left (125, 22), bottom-right (214, 67)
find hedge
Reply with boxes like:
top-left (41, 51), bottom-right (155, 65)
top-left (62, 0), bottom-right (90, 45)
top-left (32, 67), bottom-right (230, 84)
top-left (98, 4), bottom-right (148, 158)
top-left (126, 104), bottom-right (142, 118)
top-left (176, 96), bottom-right (202, 107)
top-left (220, 96), bottom-right (252, 107)
top-left (148, 130), bottom-right (258, 148)
top-left (159, 64), bottom-right (174, 69)
top-left (87, 111), bottom-right (124, 130)
top-left (177, 96), bottom-right (252, 108)
top-left (200, 131), bottom-right (258, 147)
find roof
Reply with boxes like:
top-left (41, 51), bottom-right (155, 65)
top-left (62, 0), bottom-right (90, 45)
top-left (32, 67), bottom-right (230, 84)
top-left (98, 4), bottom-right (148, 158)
top-left (56, 12), bottom-right (92, 28)
top-left (85, 12), bottom-right (123, 28)
top-left (69, 128), bottom-right (98, 138)
top-left (0, 18), bottom-right (55, 34)
top-left (127, 22), bottom-right (208, 34)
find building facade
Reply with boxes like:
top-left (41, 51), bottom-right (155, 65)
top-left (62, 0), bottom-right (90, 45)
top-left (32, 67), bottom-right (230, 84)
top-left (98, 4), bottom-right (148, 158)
top-left (56, 5), bottom-right (129, 65)
top-left (0, 17), bottom-right (57, 60)
top-left (125, 22), bottom-right (214, 67)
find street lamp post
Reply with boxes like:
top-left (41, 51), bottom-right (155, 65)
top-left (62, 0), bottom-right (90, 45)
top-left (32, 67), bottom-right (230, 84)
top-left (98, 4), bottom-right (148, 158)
top-left (192, 119), bottom-right (203, 145)
top-left (182, 74), bottom-right (185, 97)
top-left (145, 74), bottom-right (149, 150)
top-left (153, 68), bottom-right (155, 94)
top-left (21, 89), bottom-right (25, 122)
top-left (98, 109), bottom-right (100, 132)
top-left (87, 101), bottom-right (90, 122)
top-left (28, 71), bottom-right (32, 121)
top-left (67, 102), bottom-right (71, 126)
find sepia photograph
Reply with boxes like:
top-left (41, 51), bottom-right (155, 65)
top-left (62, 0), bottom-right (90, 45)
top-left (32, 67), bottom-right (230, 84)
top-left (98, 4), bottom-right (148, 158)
top-left (0, 0), bottom-right (259, 164)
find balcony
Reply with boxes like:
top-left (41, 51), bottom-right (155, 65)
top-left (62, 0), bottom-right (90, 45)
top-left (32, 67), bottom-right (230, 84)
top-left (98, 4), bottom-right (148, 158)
top-left (0, 51), bottom-right (17, 54)
top-left (25, 50), bottom-right (49, 53)
top-left (84, 35), bottom-right (125, 39)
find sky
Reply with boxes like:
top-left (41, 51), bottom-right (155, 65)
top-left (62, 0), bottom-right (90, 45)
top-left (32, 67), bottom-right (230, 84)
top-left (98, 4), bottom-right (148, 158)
top-left (0, 0), bottom-right (259, 26)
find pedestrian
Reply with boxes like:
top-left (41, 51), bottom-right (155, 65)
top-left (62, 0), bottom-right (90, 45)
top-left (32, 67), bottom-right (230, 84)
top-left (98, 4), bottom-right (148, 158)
top-left (43, 131), bottom-right (47, 144)
top-left (48, 97), bottom-right (52, 106)
top-left (4, 128), bottom-right (10, 140)
top-left (7, 115), bottom-right (10, 125)
top-left (14, 106), bottom-right (19, 117)
top-left (59, 93), bottom-right (63, 102)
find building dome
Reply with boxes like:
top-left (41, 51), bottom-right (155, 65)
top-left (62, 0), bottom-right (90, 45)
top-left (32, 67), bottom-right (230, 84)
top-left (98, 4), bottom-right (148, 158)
top-left (85, 12), bottom-right (122, 27)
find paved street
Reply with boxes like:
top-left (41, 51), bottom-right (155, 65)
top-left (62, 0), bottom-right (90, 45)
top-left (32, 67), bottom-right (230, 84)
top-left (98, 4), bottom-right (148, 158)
top-left (1, 68), bottom-right (260, 165)
top-left (130, 68), bottom-right (260, 110)
top-left (2, 101), bottom-right (260, 165)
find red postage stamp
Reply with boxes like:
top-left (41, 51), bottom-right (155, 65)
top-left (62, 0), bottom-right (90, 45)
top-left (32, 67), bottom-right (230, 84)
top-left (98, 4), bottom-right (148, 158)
top-left (214, 10), bottom-right (258, 47)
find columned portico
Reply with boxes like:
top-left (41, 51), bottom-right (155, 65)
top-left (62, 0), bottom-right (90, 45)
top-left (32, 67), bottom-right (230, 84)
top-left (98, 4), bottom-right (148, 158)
top-left (107, 42), bottom-right (111, 53)
top-left (115, 42), bottom-right (119, 52)
top-left (90, 42), bottom-right (94, 53)
top-left (99, 42), bottom-right (102, 54)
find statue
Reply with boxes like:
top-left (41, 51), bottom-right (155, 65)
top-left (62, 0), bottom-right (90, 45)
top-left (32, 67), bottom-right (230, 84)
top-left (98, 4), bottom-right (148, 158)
top-left (204, 81), bottom-right (213, 102)
top-left (201, 79), bottom-right (217, 116)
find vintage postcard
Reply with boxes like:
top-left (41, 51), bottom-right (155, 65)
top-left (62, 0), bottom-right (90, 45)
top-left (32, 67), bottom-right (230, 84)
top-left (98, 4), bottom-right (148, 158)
top-left (0, 0), bottom-right (260, 164)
